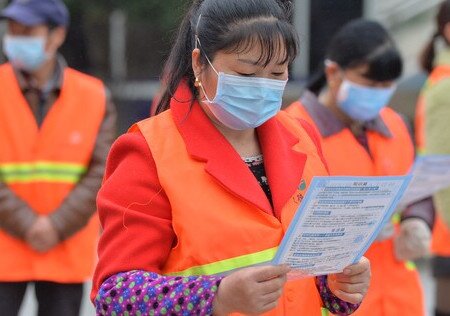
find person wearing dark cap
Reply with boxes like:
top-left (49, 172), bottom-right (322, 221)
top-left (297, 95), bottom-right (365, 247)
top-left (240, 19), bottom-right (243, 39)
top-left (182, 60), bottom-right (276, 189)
top-left (0, 0), bottom-right (116, 315)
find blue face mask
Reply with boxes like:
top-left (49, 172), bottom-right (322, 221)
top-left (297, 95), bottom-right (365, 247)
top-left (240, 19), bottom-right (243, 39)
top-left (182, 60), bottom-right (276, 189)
top-left (201, 71), bottom-right (287, 130)
top-left (3, 35), bottom-right (48, 72)
top-left (198, 40), bottom-right (287, 130)
top-left (337, 80), bottom-right (396, 122)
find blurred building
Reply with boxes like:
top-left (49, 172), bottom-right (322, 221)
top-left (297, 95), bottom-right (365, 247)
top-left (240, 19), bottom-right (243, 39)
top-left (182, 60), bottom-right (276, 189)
top-left (0, 0), bottom-right (445, 131)
top-left (294, 0), bottom-right (443, 78)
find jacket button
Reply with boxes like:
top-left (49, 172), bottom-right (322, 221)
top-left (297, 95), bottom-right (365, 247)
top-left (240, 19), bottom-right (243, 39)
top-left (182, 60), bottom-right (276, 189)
top-left (286, 289), bottom-right (295, 302)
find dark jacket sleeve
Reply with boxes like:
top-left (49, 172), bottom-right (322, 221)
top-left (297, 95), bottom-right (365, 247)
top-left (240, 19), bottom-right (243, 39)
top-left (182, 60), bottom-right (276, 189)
top-left (49, 91), bottom-right (117, 240)
top-left (401, 197), bottom-right (435, 229)
top-left (0, 184), bottom-right (38, 239)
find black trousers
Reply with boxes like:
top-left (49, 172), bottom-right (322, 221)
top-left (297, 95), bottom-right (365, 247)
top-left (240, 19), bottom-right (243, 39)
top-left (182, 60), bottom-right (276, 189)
top-left (0, 281), bottom-right (83, 316)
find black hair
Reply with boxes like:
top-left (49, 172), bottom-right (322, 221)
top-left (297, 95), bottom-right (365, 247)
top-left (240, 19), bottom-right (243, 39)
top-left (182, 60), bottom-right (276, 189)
top-left (420, 0), bottom-right (450, 73)
top-left (155, 0), bottom-right (298, 115)
top-left (308, 19), bottom-right (403, 95)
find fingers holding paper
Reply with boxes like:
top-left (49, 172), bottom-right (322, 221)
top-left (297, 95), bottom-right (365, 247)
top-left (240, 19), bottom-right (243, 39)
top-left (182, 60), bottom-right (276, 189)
top-left (328, 256), bottom-right (371, 305)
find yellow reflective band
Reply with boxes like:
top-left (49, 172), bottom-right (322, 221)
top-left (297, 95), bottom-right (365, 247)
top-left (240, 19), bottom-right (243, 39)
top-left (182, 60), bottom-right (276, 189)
top-left (0, 161), bottom-right (87, 184)
top-left (391, 213), bottom-right (401, 225)
top-left (405, 261), bottom-right (417, 271)
top-left (416, 148), bottom-right (426, 156)
top-left (0, 162), bottom-right (86, 173)
top-left (2, 174), bottom-right (81, 183)
top-left (166, 247), bottom-right (278, 276)
top-left (321, 307), bottom-right (330, 316)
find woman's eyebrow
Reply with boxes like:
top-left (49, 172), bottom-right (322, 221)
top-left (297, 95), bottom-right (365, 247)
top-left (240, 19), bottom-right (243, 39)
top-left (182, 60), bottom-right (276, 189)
top-left (237, 57), bottom-right (287, 67)
top-left (237, 58), bottom-right (260, 65)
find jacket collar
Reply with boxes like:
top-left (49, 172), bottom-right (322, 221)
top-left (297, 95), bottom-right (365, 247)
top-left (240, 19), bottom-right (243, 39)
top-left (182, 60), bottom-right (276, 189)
top-left (13, 54), bottom-right (66, 96)
top-left (170, 82), bottom-right (306, 218)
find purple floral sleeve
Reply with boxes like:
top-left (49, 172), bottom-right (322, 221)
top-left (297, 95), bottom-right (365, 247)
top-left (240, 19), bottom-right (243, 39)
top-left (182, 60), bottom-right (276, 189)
top-left (95, 270), bottom-right (222, 316)
top-left (95, 271), bottom-right (359, 315)
top-left (316, 276), bottom-right (361, 315)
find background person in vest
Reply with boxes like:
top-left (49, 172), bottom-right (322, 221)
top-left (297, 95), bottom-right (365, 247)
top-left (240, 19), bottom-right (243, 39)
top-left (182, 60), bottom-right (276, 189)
top-left (417, 2), bottom-right (450, 315)
top-left (286, 20), bottom-right (434, 316)
top-left (92, 0), bottom-right (371, 315)
top-left (0, 0), bottom-right (116, 315)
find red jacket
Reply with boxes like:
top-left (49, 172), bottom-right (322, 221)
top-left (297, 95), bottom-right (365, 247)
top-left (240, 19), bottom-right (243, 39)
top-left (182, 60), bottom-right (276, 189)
top-left (91, 83), bottom-right (329, 304)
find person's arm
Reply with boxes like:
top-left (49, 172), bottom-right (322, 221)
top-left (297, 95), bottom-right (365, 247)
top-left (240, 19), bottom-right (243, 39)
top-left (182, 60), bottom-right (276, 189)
top-left (0, 183), bottom-right (37, 239)
top-left (386, 113), bottom-right (435, 261)
top-left (396, 113), bottom-right (435, 229)
top-left (398, 197), bottom-right (435, 260)
top-left (96, 271), bottom-right (222, 316)
top-left (316, 276), bottom-right (360, 316)
top-left (49, 92), bottom-right (117, 240)
top-left (423, 80), bottom-right (450, 226)
top-left (92, 132), bottom-right (222, 315)
top-left (401, 198), bottom-right (435, 229)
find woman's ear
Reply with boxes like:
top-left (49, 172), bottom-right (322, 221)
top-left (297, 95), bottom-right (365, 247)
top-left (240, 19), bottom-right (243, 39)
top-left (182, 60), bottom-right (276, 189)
top-left (324, 61), bottom-right (343, 91)
top-left (192, 48), bottom-right (203, 78)
top-left (443, 22), bottom-right (450, 44)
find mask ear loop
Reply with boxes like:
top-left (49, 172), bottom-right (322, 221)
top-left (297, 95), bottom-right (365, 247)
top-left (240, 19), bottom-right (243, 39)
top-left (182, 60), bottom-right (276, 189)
top-left (194, 14), bottom-right (217, 102)
top-left (194, 13), bottom-right (203, 88)
top-left (195, 14), bottom-right (219, 75)
top-left (195, 38), bottom-right (219, 76)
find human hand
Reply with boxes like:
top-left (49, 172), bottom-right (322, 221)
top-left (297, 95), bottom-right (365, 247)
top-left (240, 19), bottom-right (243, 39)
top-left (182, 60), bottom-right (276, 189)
top-left (328, 257), bottom-right (371, 305)
top-left (25, 216), bottom-right (60, 253)
top-left (394, 218), bottom-right (431, 261)
top-left (213, 265), bottom-right (290, 315)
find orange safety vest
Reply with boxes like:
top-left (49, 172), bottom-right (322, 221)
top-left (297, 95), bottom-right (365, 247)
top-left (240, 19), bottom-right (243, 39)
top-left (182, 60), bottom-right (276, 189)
top-left (286, 102), bottom-right (424, 316)
top-left (0, 63), bottom-right (106, 283)
top-left (134, 109), bottom-right (330, 316)
top-left (416, 65), bottom-right (450, 257)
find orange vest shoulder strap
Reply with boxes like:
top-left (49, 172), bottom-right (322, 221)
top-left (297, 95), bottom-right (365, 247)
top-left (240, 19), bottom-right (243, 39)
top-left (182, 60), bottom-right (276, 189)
top-left (63, 67), bottom-right (106, 100)
top-left (276, 110), bottom-right (321, 155)
top-left (428, 65), bottom-right (450, 86)
top-left (285, 101), bottom-right (315, 124)
top-left (0, 63), bottom-right (14, 77)
top-left (416, 65), bottom-right (450, 150)
top-left (380, 107), bottom-right (411, 136)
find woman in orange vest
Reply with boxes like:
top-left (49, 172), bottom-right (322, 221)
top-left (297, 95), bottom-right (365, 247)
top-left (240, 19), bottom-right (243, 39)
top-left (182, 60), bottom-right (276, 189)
top-left (91, 1), bottom-right (371, 315)
top-left (417, 2), bottom-right (450, 315)
top-left (286, 20), bottom-right (434, 316)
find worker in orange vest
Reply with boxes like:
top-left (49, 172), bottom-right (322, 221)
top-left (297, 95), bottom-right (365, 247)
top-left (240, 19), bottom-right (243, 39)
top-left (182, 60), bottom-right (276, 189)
top-left (0, 0), bottom-right (116, 315)
top-left (286, 20), bottom-right (434, 316)
top-left (416, 2), bottom-right (450, 315)
top-left (91, 1), bottom-right (371, 315)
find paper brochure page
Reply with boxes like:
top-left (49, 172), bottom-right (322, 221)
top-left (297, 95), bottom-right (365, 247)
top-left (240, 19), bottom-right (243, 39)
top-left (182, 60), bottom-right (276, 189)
top-left (400, 155), bottom-right (450, 208)
top-left (272, 176), bottom-right (411, 278)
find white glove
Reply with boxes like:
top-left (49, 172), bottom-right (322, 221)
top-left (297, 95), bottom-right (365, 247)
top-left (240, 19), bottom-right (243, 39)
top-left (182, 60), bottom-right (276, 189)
top-left (394, 218), bottom-right (431, 261)
top-left (376, 221), bottom-right (395, 241)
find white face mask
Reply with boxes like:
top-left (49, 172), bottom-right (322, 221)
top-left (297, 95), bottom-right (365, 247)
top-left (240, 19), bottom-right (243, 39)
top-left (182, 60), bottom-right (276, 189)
top-left (337, 79), bottom-right (396, 122)
top-left (3, 35), bottom-right (49, 72)
top-left (196, 37), bottom-right (288, 130)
